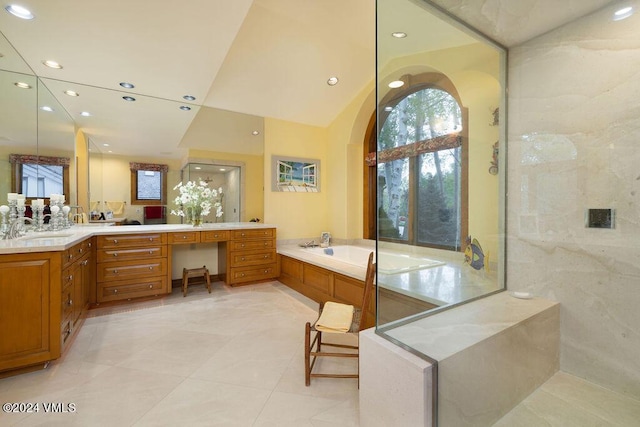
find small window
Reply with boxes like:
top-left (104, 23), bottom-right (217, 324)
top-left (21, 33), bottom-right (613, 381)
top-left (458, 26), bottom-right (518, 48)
top-left (130, 163), bottom-right (167, 205)
top-left (10, 154), bottom-right (70, 201)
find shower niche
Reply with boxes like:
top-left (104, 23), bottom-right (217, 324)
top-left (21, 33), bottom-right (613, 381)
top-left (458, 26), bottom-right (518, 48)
top-left (180, 161), bottom-right (243, 223)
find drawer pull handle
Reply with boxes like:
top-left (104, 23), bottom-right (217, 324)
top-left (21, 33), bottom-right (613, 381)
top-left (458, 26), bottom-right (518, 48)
top-left (114, 253), bottom-right (118, 257)
top-left (241, 243), bottom-right (245, 248)
top-left (149, 267), bottom-right (153, 270)
top-left (264, 269), bottom-right (268, 273)
top-left (264, 242), bottom-right (268, 246)
top-left (183, 235), bottom-right (187, 239)
top-left (113, 239), bottom-right (118, 244)
top-left (149, 250), bottom-right (153, 254)
top-left (241, 232), bottom-right (246, 237)
top-left (214, 234), bottom-right (219, 238)
top-left (241, 273), bottom-right (245, 277)
top-left (88, 242), bottom-right (92, 248)
top-left (79, 248), bottom-right (83, 254)
top-left (149, 237), bottom-right (153, 241)
top-left (68, 299), bottom-right (73, 306)
top-left (264, 255), bottom-right (268, 259)
top-left (68, 254), bottom-right (73, 260)
top-left (68, 275), bottom-right (73, 281)
top-left (114, 270), bottom-right (118, 274)
top-left (241, 257), bottom-right (245, 261)
top-left (149, 284), bottom-right (153, 289)
top-left (114, 289), bottom-right (118, 293)
top-left (82, 260), bottom-right (89, 266)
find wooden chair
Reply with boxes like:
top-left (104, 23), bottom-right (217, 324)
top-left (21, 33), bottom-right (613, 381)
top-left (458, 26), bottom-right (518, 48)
top-left (304, 251), bottom-right (376, 386)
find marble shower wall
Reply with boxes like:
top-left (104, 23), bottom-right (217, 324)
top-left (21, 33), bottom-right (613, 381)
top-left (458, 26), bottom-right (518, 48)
top-left (508, 1), bottom-right (640, 399)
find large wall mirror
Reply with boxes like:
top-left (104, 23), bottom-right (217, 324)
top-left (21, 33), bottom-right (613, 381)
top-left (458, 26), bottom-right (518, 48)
top-left (0, 31), bottom-right (75, 208)
top-left (375, 0), bottom-right (506, 332)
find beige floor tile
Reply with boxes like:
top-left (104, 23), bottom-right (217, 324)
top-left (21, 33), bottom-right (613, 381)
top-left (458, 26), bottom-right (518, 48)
top-left (254, 391), bottom-right (356, 427)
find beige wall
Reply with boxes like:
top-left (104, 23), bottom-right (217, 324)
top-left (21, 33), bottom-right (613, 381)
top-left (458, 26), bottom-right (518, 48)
top-left (263, 118), bottom-right (329, 241)
top-left (94, 153), bottom-right (181, 224)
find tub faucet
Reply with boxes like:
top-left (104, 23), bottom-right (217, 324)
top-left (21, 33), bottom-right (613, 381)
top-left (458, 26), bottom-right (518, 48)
top-left (302, 240), bottom-right (315, 248)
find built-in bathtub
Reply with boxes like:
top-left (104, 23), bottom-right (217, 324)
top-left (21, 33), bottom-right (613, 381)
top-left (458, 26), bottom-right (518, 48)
top-left (305, 245), bottom-right (445, 274)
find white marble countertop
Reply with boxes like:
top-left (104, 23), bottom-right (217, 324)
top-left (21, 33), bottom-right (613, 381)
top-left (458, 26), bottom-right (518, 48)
top-left (0, 222), bottom-right (276, 254)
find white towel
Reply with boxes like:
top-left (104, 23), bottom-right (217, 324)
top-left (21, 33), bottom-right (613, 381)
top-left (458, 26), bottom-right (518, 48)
top-left (315, 301), bottom-right (354, 333)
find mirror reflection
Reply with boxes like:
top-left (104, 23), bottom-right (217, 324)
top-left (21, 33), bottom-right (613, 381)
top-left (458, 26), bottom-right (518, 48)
top-left (375, 0), bottom-right (506, 328)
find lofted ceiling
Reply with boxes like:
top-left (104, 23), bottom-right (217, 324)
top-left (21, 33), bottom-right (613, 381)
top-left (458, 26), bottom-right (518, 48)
top-left (0, 0), bottom-right (619, 158)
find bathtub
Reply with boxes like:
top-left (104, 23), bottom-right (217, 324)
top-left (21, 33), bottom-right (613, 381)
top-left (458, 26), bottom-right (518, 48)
top-left (305, 245), bottom-right (445, 274)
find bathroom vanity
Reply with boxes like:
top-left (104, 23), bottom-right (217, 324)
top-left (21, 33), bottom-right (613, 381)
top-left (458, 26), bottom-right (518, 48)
top-left (0, 223), bottom-right (276, 378)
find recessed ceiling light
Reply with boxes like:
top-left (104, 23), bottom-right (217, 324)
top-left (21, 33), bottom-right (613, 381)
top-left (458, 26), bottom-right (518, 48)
top-left (391, 32), bottom-right (407, 38)
top-left (183, 95), bottom-right (196, 101)
top-left (5, 4), bottom-right (34, 20)
top-left (42, 60), bottom-right (62, 69)
top-left (384, 106), bottom-right (393, 112)
top-left (107, 150), bottom-right (112, 153)
top-left (40, 106), bottom-right (53, 112)
top-left (327, 76), bottom-right (339, 86)
top-left (220, 168), bottom-right (226, 172)
top-left (388, 80), bottom-right (405, 88)
top-left (80, 111), bottom-right (91, 117)
top-left (194, 166), bottom-right (201, 170)
top-left (103, 143), bottom-right (109, 147)
top-left (180, 106), bottom-right (191, 111)
top-left (119, 82), bottom-right (135, 89)
top-left (14, 82), bottom-right (31, 89)
top-left (614, 6), bottom-right (633, 20)
top-left (122, 96), bottom-right (136, 101)
top-left (252, 130), bottom-right (260, 136)
top-left (64, 90), bottom-right (79, 97)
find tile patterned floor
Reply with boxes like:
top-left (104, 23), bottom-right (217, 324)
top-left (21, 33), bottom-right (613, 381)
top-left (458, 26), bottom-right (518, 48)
top-left (0, 282), bottom-right (360, 426)
top-left (494, 371), bottom-right (640, 427)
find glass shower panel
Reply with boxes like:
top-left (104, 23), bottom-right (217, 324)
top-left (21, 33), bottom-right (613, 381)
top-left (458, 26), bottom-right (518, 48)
top-left (376, 0), bottom-right (507, 329)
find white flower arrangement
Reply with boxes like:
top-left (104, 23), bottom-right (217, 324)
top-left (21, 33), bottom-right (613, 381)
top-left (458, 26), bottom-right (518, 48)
top-left (170, 181), bottom-right (223, 223)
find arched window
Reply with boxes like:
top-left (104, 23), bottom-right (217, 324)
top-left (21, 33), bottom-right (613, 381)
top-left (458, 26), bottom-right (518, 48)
top-left (366, 72), bottom-right (468, 251)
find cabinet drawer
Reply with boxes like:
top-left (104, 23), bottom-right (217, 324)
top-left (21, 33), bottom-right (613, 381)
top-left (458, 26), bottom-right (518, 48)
top-left (230, 249), bottom-right (276, 267)
top-left (168, 231), bottom-right (201, 245)
top-left (201, 230), bottom-right (229, 242)
top-left (97, 277), bottom-right (167, 303)
top-left (232, 228), bottom-right (275, 240)
top-left (61, 285), bottom-right (74, 321)
top-left (60, 318), bottom-right (73, 350)
top-left (97, 258), bottom-right (167, 282)
top-left (97, 233), bottom-right (167, 249)
top-left (61, 266), bottom-right (75, 291)
top-left (97, 246), bottom-right (167, 263)
top-left (229, 263), bottom-right (277, 284)
top-left (231, 239), bottom-right (274, 251)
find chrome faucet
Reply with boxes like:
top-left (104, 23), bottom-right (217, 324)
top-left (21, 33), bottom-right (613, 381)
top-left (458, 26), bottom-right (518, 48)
top-left (301, 240), bottom-right (316, 248)
top-left (4, 217), bottom-right (34, 240)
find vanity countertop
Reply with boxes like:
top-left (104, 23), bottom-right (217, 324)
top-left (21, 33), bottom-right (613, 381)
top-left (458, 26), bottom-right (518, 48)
top-left (0, 222), bottom-right (276, 254)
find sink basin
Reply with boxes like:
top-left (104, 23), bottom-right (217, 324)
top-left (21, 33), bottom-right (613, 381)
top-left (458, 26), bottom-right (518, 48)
top-left (22, 233), bottom-right (75, 240)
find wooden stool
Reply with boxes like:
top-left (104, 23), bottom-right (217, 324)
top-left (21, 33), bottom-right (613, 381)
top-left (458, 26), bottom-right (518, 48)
top-left (182, 265), bottom-right (211, 297)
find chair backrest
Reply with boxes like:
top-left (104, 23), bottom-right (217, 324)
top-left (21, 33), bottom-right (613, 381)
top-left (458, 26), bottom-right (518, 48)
top-left (357, 251), bottom-right (376, 332)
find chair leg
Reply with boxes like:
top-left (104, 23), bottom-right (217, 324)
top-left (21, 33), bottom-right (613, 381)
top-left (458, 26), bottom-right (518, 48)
top-left (305, 322), bottom-right (311, 386)
top-left (182, 268), bottom-right (188, 297)
top-left (204, 266), bottom-right (211, 293)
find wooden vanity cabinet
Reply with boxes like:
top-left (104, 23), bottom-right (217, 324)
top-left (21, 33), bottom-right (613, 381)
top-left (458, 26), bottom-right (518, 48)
top-left (225, 228), bottom-right (277, 285)
top-left (0, 252), bottom-right (61, 376)
top-left (96, 233), bottom-right (168, 303)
